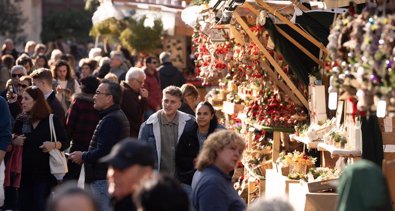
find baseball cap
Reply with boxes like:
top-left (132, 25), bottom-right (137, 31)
top-left (100, 138), bottom-right (155, 169)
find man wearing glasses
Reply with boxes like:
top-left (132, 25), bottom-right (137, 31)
top-left (143, 56), bottom-right (162, 120)
top-left (120, 67), bottom-right (149, 137)
top-left (1, 65), bottom-right (27, 100)
top-left (69, 79), bottom-right (130, 211)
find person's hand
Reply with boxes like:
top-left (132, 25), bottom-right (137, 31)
top-left (69, 151), bottom-right (84, 165)
top-left (12, 135), bottom-right (26, 146)
top-left (6, 91), bottom-right (17, 103)
top-left (56, 85), bottom-right (64, 94)
top-left (39, 141), bottom-right (56, 152)
top-left (140, 88), bottom-right (149, 98)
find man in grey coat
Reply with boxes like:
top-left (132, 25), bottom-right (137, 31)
top-left (138, 86), bottom-right (194, 176)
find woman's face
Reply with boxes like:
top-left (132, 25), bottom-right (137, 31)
top-left (196, 105), bottom-right (214, 128)
top-left (17, 80), bottom-right (31, 96)
top-left (35, 57), bottom-right (46, 68)
top-left (184, 94), bottom-right (198, 109)
top-left (21, 91), bottom-right (35, 112)
top-left (215, 142), bottom-right (244, 173)
top-left (80, 64), bottom-right (92, 79)
top-left (56, 65), bottom-right (68, 80)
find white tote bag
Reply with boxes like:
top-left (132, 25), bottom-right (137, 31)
top-left (77, 163), bottom-right (85, 189)
top-left (48, 114), bottom-right (68, 180)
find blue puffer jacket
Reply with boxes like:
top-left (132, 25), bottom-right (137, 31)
top-left (83, 105), bottom-right (130, 183)
top-left (0, 96), bottom-right (11, 151)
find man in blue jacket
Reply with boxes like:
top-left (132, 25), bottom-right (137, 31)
top-left (0, 96), bottom-right (12, 163)
top-left (69, 79), bottom-right (130, 211)
top-left (138, 86), bottom-right (195, 177)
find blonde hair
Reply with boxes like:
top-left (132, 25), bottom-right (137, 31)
top-left (180, 83), bottom-right (199, 99)
top-left (104, 73), bottom-right (118, 83)
top-left (196, 130), bottom-right (245, 171)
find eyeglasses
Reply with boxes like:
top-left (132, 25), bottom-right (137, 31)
top-left (12, 74), bottom-right (24, 78)
top-left (133, 78), bottom-right (144, 85)
top-left (95, 91), bottom-right (111, 96)
top-left (18, 84), bottom-right (28, 88)
top-left (151, 61), bottom-right (158, 64)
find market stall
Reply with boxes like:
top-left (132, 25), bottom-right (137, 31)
top-left (182, 0), bottom-right (395, 210)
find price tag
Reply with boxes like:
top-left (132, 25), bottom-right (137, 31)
top-left (377, 100), bottom-right (387, 118)
top-left (384, 116), bottom-right (393, 133)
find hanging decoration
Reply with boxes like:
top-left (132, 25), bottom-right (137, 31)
top-left (326, 9), bottom-right (395, 116)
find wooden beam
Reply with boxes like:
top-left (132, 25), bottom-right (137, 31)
top-left (290, 0), bottom-right (310, 12)
top-left (275, 25), bottom-right (324, 67)
top-left (242, 2), bottom-right (323, 67)
top-left (255, 0), bottom-right (328, 56)
top-left (243, 2), bottom-right (260, 16)
top-left (234, 12), bottom-right (309, 108)
top-left (260, 60), bottom-right (303, 106)
top-left (239, 3), bottom-right (268, 47)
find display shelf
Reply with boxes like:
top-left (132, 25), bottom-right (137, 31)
top-left (317, 143), bottom-right (362, 157)
top-left (289, 134), bottom-right (321, 149)
top-left (251, 124), bottom-right (295, 133)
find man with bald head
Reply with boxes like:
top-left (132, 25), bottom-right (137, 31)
top-left (121, 67), bottom-right (149, 137)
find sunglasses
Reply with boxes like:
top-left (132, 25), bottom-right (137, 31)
top-left (18, 84), bottom-right (28, 88)
top-left (12, 74), bottom-right (24, 78)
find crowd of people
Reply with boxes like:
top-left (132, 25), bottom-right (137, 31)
top-left (0, 38), bottom-right (266, 211)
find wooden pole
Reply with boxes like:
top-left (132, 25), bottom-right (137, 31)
top-left (275, 25), bottom-right (324, 67)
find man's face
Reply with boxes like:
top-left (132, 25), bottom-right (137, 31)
top-left (128, 74), bottom-right (145, 92)
top-left (162, 93), bottom-right (181, 117)
top-left (11, 70), bottom-right (26, 86)
top-left (93, 83), bottom-right (112, 111)
top-left (107, 165), bottom-right (150, 199)
top-left (146, 59), bottom-right (158, 71)
top-left (110, 57), bottom-right (122, 69)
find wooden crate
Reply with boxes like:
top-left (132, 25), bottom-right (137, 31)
top-left (301, 179), bottom-right (338, 193)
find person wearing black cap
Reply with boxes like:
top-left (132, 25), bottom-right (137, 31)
top-left (100, 137), bottom-right (155, 211)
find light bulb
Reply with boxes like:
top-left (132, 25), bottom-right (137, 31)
top-left (328, 91), bottom-right (338, 110)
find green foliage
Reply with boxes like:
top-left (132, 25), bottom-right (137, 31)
top-left (41, 10), bottom-right (92, 43)
top-left (91, 16), bottom-right (163, 54)
top-left (0, 0), bottom-right (27, 40)
top-left (90, 18), bottom-right (124, 44)
top-left (191, 0), bottom-right (210, 5)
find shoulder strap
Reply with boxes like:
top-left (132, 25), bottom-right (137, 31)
top-left (49, 114), bottom-right (58, 143)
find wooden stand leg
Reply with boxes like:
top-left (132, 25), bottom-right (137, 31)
top-left (272, 131), bottom-right (281, 161)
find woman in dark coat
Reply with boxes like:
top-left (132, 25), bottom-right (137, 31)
top-left (176, 101), bottom-right (224, 195)
top-left (13, 86), bottom-right (69, 211)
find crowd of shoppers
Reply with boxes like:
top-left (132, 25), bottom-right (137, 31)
top-left (0, 38), bottom-right (384, 211)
